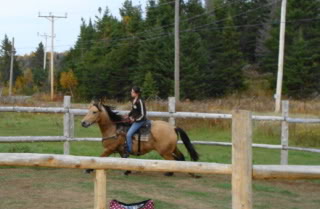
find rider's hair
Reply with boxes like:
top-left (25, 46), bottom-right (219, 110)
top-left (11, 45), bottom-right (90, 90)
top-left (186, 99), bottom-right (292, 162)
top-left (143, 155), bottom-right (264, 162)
top-left (132, 86), bottom-right (141, 95)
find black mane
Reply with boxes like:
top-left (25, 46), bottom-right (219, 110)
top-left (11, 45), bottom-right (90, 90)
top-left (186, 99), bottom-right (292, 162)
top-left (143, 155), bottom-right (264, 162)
top-left (95, 104), bottom-right (123, 122)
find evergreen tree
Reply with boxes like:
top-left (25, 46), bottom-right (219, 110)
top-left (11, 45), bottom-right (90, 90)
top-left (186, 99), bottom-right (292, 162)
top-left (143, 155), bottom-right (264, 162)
top-left (31, 42), bottom-right (45, 69)
top-left (180, 0), bottom-right (210, 99)
top-left (61, 0), bottom-right (304, 101)
top-left (31, 42), bottom-right (48, 90)
top-left (0, 35), bottom-right (11, 85)
top-left (0, 35), bottom-right (21, 86)
top-left (142, 71), bottom-right (159, 99)
top-left (262, 0), bottom-right (320, 98)
top-left (137, 30), bottom-right (174, 98)
top-left (120, 0), bottom-right (143, 34)
top-left (208, 14), bottom-right (246, 96)
top-left (137, 0), bottom-right (175, 98)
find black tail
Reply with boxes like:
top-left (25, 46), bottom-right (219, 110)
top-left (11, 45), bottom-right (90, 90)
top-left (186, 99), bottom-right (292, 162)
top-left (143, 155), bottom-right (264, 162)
top-left (175, 128), bottom-right (199, 161)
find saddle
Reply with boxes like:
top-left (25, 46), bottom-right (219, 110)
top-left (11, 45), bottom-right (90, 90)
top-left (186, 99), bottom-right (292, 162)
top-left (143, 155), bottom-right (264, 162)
top-left (116, 120), bottom-right (152, 142)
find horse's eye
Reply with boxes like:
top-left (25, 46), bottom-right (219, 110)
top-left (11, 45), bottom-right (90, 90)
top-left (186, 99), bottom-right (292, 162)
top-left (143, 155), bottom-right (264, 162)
top-left (93, 111), bottom-right (97, 114)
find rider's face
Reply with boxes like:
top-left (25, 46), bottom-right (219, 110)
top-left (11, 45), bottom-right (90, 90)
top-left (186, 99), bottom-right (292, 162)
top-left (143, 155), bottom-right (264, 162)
top-left (131, 89), bottom-right (138, 98)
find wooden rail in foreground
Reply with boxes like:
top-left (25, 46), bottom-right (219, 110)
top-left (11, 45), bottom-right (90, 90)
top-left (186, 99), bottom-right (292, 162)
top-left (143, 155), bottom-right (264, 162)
top-left (0, 153), bottom-right (319, 179)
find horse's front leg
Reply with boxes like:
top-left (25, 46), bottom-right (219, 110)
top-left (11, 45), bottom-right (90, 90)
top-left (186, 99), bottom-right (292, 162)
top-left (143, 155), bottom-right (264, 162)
top-left (84, 148), bottom-right (114, 174)
top-left (100, 148), bottom-right (114, 157)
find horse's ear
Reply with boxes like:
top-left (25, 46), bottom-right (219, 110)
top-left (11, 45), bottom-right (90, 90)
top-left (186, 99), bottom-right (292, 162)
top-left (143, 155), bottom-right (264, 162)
top-left (97, 100), bottom-right (103, 111)
top-left (91, 98), bottom-right (98, 105)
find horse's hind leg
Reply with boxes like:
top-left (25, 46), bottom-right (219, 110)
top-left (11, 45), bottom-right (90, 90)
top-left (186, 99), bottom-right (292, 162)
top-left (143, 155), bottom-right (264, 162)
top-left (160, 152), bottom-right (176, 176)
top-left (173, 148), bottom-right (185, 161)
top-left (173, 148), bottom-right (201, 178)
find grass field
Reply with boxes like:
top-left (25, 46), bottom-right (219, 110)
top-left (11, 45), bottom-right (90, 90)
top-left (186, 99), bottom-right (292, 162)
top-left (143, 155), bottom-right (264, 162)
top-left (0, 112), bottom-right (320, 209)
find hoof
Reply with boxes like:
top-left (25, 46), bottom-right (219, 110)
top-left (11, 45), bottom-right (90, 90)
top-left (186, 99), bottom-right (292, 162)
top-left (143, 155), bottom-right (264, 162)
top-left (164, 172), bottom-right (174, 177)
top-left (124, 170), bottom-right (132, 176)
top-left (84, 169), bottom-right (94, 174)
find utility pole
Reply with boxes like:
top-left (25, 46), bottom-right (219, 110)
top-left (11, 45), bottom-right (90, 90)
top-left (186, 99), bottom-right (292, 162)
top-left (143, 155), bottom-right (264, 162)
top-left (9, 38), bottom-right (15, 97)
top-left (275, 0), bottom-right (287, 113)
top-left (174, 0), bottom-right (180, 102)
top-left (38, 33), bottom-right (51, 70)
top-left (38, 12), bottom-right (67, 100)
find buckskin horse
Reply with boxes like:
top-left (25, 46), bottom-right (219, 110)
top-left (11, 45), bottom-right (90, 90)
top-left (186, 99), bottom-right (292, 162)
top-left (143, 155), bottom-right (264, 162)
top-left (81, 101), bottom-right (199, 176)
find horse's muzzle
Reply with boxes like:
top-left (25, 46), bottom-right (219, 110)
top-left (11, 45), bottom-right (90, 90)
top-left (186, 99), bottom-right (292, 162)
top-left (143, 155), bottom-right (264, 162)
top-left (81, 121), bottom-right (91, 128)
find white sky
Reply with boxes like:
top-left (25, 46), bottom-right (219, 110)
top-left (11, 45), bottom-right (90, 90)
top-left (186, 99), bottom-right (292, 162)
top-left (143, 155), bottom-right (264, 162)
top-left (0, 0), bottom-right (147, 55)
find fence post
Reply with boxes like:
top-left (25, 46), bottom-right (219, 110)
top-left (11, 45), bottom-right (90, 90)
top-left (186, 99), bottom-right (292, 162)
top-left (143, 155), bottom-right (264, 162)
top-left (63, 96), bottom-right (73, 155)
top-left (168, 97), bottom-right (176, 126)
top-left (232, 110), bottom-right (252, 209)
top-left (281, 100), bottom-right (289, 165)
top-left (94, 169), bottom-right (107, 209)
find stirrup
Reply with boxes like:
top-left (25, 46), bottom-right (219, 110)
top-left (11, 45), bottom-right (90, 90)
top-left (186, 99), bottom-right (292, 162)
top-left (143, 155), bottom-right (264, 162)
top-left (123, 144), bottom-right (130, 158)
top-left (123, 151), bottom-right (130, 158)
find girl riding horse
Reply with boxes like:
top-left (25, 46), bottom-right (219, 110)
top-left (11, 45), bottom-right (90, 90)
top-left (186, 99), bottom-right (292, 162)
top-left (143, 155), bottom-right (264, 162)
top-left (124, 86), bottom-right (147, 158)
top-left (81, 97), bottom-right (199, 176)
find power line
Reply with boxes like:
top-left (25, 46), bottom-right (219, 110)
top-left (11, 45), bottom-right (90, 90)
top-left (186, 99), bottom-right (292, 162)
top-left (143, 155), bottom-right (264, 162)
top-left (64, 17), bottom-right (320, 50)
top-left (69, 0), bottom-right (281, 47)
top-left (15, 0), bottom-right (278, 52)
top-left (186, 17), bottom-right (320, 34)
top-left (14, 16), bottom-right (320, 52)
top-left (134, 0), bottom-right (241, 36)
top-left (187, 0), bottom-right (281, 32)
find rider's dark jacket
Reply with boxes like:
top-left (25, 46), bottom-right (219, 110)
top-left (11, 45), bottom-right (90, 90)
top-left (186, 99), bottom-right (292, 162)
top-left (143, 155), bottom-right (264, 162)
top-left (128, 98), bottom-right (147, 122)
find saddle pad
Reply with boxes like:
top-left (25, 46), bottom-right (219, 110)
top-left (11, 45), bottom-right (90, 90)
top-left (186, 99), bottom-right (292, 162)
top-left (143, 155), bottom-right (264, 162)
top-left (109, 199), bottom-right (154, 209)
top-left (117, 120), bottom-right (152, 142)
top-left (133, 133), bottom-right (149, 142)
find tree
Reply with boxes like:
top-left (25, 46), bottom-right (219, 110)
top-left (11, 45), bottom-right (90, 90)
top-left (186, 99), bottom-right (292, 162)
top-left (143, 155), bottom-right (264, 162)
top-left (32, 68), bottom-right (47, 91)
top-left (120, 0), bottom-right (143, 34)
top-left (61, 0), bottom-right (272, 100)
top-left (179, 0), bottom-right (210, 99)
top-left (31, 42), bottom-right (45, 69)
top-left (262, 0), bottom-right (320, 98)
top-left (137, 29), bottom-right (174, 98)
top-left (136, 0), bottom-right (175, 98)
top-left (0, 35), bottom-right (21, 86)
top-left (60, 70), bottom-right (78, 97)
top-left (142, 72), bottom-right (158, 99)
top-left (14, 68), bottom-right (34, 95)
top-left (207, 14), bottom-right (246, 96)
top-left (31, 42), bottom-right (48, 91)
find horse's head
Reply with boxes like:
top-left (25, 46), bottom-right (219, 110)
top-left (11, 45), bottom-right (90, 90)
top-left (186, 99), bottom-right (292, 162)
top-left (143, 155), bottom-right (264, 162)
top-left (81, 101), bottom-right (103, 128)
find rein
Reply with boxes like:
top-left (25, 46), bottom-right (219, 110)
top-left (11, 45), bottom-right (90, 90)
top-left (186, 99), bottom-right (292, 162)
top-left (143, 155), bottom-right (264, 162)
top-left (114, 118), bottom-right (132, 124)
top-left (102, 135), bottom-right (117, 141)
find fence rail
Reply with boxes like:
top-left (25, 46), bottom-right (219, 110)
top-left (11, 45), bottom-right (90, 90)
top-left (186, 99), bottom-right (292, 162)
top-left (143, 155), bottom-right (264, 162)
top-left (0, 153), bottom-right (319, 179)
top-left (1, 106), bottom-right (320, 123)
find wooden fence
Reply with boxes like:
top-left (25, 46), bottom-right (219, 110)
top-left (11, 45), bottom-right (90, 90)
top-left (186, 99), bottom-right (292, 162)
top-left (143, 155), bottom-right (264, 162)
top-left (1, 110), bottom-right (320, 209)
top-left (0, 96), bottom-right (320, 164)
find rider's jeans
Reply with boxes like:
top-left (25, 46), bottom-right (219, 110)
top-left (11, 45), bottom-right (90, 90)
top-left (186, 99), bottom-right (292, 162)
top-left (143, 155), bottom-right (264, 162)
top-left (126, 120), bottom-right (145, 153)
